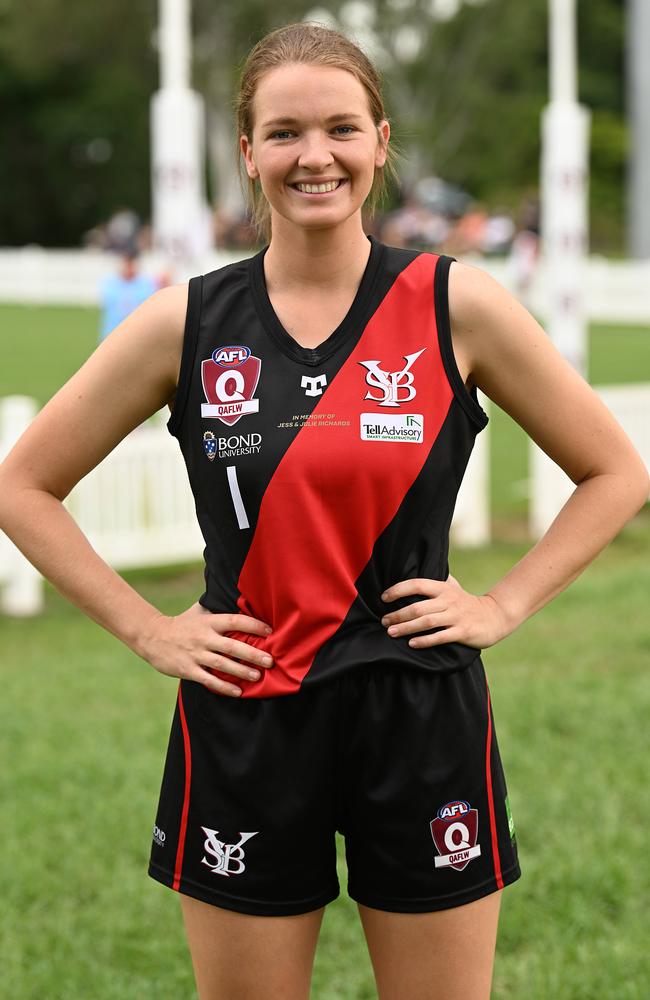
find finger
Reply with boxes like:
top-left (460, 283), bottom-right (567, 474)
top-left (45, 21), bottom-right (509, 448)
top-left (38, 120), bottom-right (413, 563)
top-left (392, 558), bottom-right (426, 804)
top-left (229, 613), bottom-right (274, 634)
top-left (385, 611), bottom-right (447, 637)
top-left (205, 652), bottom-right (265, 683)
top-left (189, 668), bottom-right (243, 698)
top-left (407, 627), bottom-right (468, 648)
top-left (211, 634), bottom-right (274, 669)
top-left (381, 598), bottom-right (445, 626)
top-left (381, 578), bottom-right (446, 602)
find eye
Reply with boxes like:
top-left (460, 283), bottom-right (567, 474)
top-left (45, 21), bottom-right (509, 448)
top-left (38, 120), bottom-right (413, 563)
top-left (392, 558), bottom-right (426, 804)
top-left (268, 125), bottom-right (358, 140)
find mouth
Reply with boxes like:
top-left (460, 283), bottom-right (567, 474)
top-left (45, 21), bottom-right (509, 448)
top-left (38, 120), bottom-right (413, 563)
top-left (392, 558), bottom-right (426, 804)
top-left (288, 178), bottom-right (348, 196)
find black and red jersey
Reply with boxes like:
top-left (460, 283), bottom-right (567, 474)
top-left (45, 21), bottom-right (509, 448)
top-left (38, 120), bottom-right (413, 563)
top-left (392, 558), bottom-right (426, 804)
top-left (167, 234), bottom-right (489, 698)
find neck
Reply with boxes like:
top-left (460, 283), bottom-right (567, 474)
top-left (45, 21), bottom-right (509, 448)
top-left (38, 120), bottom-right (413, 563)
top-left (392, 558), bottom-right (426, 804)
top-left (262, 217), bottom-right (372, 293)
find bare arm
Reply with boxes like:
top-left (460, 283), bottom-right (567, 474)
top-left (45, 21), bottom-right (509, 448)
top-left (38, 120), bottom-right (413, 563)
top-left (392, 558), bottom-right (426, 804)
top-left (0, 285), bottom-right (186, 651)
top-left (381, 261), bottom-right (649, 648)
top-left (0, 285), bottom-right (274, 694)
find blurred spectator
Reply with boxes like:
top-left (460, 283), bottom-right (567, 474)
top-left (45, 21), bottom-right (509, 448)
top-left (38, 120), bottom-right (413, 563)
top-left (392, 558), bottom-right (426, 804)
top-left (82, 207), bottom-right (147, 253)
top-left (212, 206), bottom-right (258, 249)
top-left (482, 208), bottom-right (516, 255)
top-left (98, 251), bottom-right (159, 342)
top-left (105, 207), bottom-right (141, 254)
top-left (379, 193), bottom-right (451, 250)
top-left (444, 202), bottom-right (489, 256)
top-left (509, 195), bottom-right (540, 305)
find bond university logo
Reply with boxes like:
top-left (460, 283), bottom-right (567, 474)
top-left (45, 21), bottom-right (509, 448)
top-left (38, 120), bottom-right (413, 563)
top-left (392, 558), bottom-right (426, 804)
top-left (430, 800), bottom-right (481, 872)
top-left (203, 431), bottom-right (217, 461)
top-left (201, 345), bottom-right (261, 427)
top-left (200, 827), bottom-right (259, 877)
top-left (301, 373), bottom-right (327, 396)
top-left (358, 348), bottom-right (426, 407)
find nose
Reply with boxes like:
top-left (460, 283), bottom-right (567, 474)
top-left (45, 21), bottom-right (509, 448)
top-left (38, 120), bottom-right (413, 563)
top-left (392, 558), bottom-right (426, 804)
top-left (297, 129), bottom-right (335, 172)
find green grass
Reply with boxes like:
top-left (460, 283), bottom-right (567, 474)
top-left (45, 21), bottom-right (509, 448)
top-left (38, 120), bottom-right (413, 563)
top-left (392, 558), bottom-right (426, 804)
top-left (1, 507), bottom-right (649, 999)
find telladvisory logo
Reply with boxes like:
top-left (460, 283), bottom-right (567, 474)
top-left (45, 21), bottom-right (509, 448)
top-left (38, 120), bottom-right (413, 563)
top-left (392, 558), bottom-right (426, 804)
top-left (201, 345), bottom-right (261, 427)
top-left (200, 827), bottom-right (259, 877)
top-left (360, 412), bottom-right (424, 443)
top-left (430, 800), bottom-right (481, 872)
top-left (358, 348), bottom-right (426, 407)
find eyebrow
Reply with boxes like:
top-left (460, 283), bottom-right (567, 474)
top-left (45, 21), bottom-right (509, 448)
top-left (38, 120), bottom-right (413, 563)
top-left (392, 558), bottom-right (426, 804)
top-left (262, 113), bottom-right (365, 129)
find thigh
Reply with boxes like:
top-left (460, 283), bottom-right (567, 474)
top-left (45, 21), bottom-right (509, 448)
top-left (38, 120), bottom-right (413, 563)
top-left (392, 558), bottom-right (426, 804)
top-left (357, 890), bottom-right (502, 1000)
top-left (181, 894), bottom-right (326, 1000)
top-left (340, 658), bottom-right (520, 911)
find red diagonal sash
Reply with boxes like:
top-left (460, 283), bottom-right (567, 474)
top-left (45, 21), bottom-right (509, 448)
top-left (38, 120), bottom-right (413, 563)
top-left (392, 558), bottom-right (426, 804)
top-left (219, 252), bottom-right (454, 695)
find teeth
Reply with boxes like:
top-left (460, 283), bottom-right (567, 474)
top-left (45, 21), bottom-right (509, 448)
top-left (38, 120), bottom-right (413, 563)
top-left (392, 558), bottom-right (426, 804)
top-left (295, 180), bottom-right (342, 193)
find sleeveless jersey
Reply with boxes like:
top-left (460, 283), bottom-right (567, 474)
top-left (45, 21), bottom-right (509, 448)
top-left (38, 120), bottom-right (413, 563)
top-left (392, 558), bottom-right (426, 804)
top-left (167, 234), bottom-right (489, 698)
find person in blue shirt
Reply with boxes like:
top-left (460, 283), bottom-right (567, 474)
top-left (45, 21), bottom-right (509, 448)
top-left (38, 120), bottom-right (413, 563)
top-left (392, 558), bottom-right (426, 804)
top-left (99, 251), bottom-right (159, 342)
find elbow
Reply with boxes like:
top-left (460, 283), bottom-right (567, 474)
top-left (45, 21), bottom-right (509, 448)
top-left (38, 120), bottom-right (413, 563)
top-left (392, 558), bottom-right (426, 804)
top-left (0, 472), bottom-right (33, 530)
top-left (634, 467), bottom-right (650, 511)
top-left (0, 474), bottom-right (17, 530)
top-left (626, 458), bottom-right (650, 513)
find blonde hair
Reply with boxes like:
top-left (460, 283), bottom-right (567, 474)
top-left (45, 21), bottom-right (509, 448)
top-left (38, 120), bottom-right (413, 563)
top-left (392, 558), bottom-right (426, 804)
top-left (234, 21), bottom-right (401, 244)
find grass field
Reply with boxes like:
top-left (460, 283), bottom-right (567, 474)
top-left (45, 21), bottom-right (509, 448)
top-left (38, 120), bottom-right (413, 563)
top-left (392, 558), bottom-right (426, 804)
top-left (2, 516), bottom-right (649, 1000)
top-left (1, 303), bottom-right (649, 998)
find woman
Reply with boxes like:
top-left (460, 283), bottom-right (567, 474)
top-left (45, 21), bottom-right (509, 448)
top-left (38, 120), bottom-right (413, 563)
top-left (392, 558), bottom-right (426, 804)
top-left (1, 21), bottom-right (647, 1000)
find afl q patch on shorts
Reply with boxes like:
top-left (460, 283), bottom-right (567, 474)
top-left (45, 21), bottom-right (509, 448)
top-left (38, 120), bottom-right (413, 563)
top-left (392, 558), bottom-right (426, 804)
top-left (147, 656), bottom-right (521, 916)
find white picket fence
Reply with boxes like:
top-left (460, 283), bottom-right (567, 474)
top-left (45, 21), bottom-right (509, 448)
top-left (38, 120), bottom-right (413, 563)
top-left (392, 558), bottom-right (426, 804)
top-left (0, 394), bottom-right (490, 616)
top-left (2, 247), bottom-right (650, 323)
top-left (530, 383), bottom-right (650, 536)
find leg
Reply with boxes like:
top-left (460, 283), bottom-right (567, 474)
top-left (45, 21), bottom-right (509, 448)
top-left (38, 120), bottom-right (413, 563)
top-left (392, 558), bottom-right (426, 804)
top-left (180, 894), bottom-right (326, 1000)
top-left (358, 889), bottom-right (502, 1000)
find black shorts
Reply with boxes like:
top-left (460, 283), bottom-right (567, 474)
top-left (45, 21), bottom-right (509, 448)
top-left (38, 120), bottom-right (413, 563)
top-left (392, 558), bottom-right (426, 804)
top-left (148, 657), bottom-right (521, 916)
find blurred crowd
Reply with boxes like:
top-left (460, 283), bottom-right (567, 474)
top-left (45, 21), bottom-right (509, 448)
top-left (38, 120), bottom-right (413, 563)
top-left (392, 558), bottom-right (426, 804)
top-left (84, 178), bottom-right (540, 259)
top-left (89, 179), bottom-right (540, 339)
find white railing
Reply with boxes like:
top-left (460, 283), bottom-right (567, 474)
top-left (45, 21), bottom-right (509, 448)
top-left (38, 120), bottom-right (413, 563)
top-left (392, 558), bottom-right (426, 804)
top-left (0, 396), bottom-right (41, 615)
top-left (2, 247), bottom-right (650, 323)
top-left (0, 394), bottom-right (490, 616)
top-left (529, 383), bottom-right (650, 537)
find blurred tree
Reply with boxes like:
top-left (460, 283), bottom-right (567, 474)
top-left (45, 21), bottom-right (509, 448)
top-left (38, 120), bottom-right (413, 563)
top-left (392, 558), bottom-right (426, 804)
top-left (0, 0), bottom-right (158, 246)
top-left (389, 0), bottom-right (625, 251)
top-left (0, 0), bottom-right (626, 253)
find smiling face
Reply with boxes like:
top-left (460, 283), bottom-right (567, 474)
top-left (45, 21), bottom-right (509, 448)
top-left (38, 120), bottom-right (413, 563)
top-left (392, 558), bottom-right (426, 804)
top-left (240, 62), bottom-right (389, 236)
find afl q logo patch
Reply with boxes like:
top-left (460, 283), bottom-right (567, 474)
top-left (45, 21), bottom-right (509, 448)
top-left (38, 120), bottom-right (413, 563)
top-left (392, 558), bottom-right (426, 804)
top-left (430, 800), bottom-right (481, 872)
top-left (201, 345), bottom-right (261, 427)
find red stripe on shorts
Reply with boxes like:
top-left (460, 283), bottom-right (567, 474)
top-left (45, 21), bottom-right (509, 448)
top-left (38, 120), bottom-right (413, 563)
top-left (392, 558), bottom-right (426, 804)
top-left (173, 682), bottom-right (192, 891)
top-left (484, 675), bottom-right (504, 889)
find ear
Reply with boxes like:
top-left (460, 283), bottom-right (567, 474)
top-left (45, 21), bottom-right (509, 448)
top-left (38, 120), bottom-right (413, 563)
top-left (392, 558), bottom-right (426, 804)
top-left (375, 120), bottom-right (390, 169)
top-left (240, 135), bottom-right (259, 180)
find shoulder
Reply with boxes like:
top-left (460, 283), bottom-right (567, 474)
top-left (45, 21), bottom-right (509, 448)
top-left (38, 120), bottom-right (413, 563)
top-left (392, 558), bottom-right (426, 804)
top-left (446, 257), bottom-right (533, 381)
top-left (97, 282), bottom-right (190, 396)
top-left (446, 258), bottom-right (512, 332)
top-left (144, 281), bottom-right (189, 327)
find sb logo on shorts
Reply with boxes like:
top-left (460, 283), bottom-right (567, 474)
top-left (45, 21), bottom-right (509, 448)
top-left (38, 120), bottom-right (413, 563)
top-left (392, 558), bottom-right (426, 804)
top-left (430, 799), bottom-right (481, 872)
